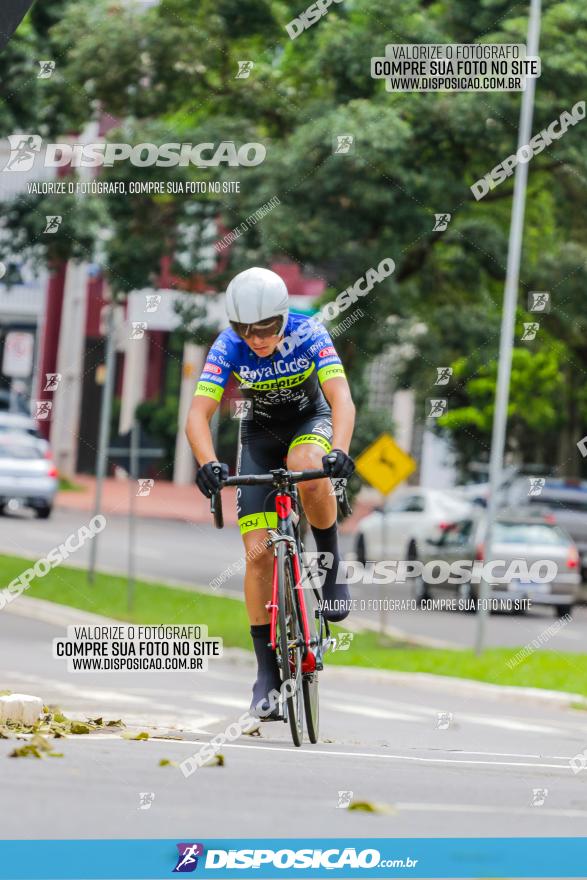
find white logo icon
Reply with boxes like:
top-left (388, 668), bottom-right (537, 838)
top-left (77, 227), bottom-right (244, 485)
top-left (137, 479), bottom-right (154, 497)
top-left (528, 477), bottom-right (545, 497)
top-left (145, 294), bottom-right (161, 313)
top-left (43, 373), bottom-right (62, 391)
top-left (433, 213), bottom-right (451, 231)
top-left (427, 398), bottom-right (448, 418)
top-left (436, 711), bottom-right (453, 730)
top-left (37, 60), bottom-right (56, 79)
top-left (44, 216), bottom-right (62, 233)
top-left (131, 322), bottom-right (148, 340)
top-left (334, 135), bottom-right (354, 154)
top-left (138, 792), bottom-right (155, 810)
top-left (435, 367), bottom-right (452, 385)
top-left (34, 400), bottom-right (53, 420)
top-left (529, 291), bottom-right (550, 312)
top-left (230, 399), bottom-right (253, 421)
top-left (333, 632), bottom-right (354, 652)
top-left (531, 788), bottom-right (548, 807)
top-left (4, 134), bottom-right (42, 172)
top-left (521, 322), bottom-right (539, 341)
top-left (236, 61), bottom-right (254, 79)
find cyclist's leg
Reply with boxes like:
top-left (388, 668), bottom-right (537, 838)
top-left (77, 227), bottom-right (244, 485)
top-left (286, 416), bottom-right (351, 622)
top-left (237, 429), bottom-right (285, 717)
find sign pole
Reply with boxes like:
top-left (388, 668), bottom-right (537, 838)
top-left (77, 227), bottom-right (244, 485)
top-left (379, 500), bottom-right (388, 635)
top-left (127, 419), bottom-right (139, 612)
top-left (88, 304), bottom-right (116, 584)
top-left (475, 0), bottom-right (542, 654)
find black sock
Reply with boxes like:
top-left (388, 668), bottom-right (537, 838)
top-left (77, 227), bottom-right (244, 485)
top-left (250, 624), bottom-right (282, 716)
top-left (311, 522), bottom-right (351, 622)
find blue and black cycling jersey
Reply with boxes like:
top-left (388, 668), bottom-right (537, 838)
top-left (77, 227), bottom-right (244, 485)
top-left (195, 312), bottom-right (346, 431)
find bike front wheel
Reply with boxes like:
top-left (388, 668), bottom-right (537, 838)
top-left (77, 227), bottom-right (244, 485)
top-left (276, 543), bottom-right (304, 747)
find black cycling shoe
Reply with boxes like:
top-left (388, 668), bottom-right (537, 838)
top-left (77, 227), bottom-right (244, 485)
top-left (321, 577), bottom-right (352, 623)
top-left (250, 624), bottom-right (283, 721)
top-left (311, 523), bottom-right (351, 622)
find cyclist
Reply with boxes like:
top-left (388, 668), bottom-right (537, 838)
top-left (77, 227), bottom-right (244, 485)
top-left (186, 267), bottom-right (355, 717)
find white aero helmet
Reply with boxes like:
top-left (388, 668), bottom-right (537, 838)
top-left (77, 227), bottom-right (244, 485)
top-left (225, 267), bottom-right (289, 336)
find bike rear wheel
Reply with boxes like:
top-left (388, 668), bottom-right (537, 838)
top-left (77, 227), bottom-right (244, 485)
top-left (276, 543), bottom-right (304, 747)
top-left (302, 672), bottom-right (319, 743)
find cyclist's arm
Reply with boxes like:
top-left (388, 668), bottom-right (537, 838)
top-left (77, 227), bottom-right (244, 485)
top-left (308, 322), bottom-right (355, 453)
top-left (321, 376), bottom-right (355, 454)
top-left (186, 333), bottom-right (233, 465)
top-left (185, 395), bottom-right (219, 465)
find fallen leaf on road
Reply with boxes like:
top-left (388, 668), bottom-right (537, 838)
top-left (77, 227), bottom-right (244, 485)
top-left (202, 754), bottom-right (224, 767)
top-left (9, 743), bottom-right (42, 759)
top-left (158, 758), bottom-right (178, 767)
top-left (70, 722), bottom-right (91, 735)
top-left (123, 731), bottom-right (150, 741)
top-left (347, 800), bottom-right (395, 815)
top-left (9, 734), bottom-right (62, 760)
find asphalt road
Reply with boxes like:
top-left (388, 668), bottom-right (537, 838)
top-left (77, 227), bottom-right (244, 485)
top-left (1, 507), bottom-right (586, 652)
top-left (2, 610), bottom-right (587, 840)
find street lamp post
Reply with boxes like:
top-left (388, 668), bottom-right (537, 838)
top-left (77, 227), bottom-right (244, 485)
top-left (474, 0), bottom-right (542, 654)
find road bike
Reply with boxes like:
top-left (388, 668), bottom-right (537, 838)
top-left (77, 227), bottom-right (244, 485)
top-left (210, 467), bottom-right (351, 747)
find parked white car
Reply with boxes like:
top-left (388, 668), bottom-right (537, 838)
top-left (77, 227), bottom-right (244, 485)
top-left (0, 412), bottom-right (50, 456)
top-left (0, 432), bottom-right (58, 518)
top-left (354, 487), bottom-right (473, 564)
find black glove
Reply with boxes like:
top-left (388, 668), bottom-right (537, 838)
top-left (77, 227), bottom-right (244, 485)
top-left (322, 448), bottom-right (355, 479)
top-left (196, 461), bottom-right (229, 498)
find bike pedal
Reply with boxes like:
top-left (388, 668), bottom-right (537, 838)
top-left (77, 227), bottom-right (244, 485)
top-left (258, 712), bottom-right (284, 723)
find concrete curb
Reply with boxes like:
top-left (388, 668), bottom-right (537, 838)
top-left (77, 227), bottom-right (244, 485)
top-left (0, 693), bottom-right (43, 724)
top-left (4, 595), bottom-right (586, 710)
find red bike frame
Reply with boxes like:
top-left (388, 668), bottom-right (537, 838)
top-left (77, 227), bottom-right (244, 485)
top-left (268, 493), bottom-right (313, 667)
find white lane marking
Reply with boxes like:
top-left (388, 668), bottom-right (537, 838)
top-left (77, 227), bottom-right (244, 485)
top-left (395, 802), bottom-right (587, 818)
top-left (194, 694), bottom-right (249, 710)
top-left (323, 687), bottom-right (577, 734)
top-left (189, 686), bottom-right (572, 733)
top-left (151, 692), bottom-right (418, 723)
top-left (323, 702), bottom-right (420, 722)
top-left (3, 672), bottom-right (227, 732)
top-left (121, 715), bottom-right (224, 733)
top-left (79, 735), bottom-right (574, 770)
top-left (6, 673), bottom-right (573, 736)
top-left (457, 714), bottom-right (562, 735)
top-left (424, 749), bottom-right (570, 760)
top-left (7, 672), bottom-right (151, 705)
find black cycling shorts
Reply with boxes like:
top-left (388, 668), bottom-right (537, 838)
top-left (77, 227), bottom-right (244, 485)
top-left (236, 413), bottom-right (333, 535)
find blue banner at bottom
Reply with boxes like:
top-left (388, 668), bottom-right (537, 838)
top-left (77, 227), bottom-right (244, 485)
top-left (1, 838), bottom-right (586, 879)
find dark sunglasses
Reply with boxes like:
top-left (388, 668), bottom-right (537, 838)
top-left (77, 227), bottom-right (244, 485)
top-left (230, 316), bottom-right (282, 339)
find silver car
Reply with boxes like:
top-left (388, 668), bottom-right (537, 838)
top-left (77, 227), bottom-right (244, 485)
top-left (0, 432), bottom-right (58, 519)
top-left (0, 412), bottom-right (50, 456)
top-left (416, 510), bottom-right (580, 616)
top-left (507, 477), bottom-right (587, 582)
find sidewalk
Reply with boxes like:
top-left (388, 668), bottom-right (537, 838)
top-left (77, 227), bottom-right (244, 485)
top-left (57, 475), bottom-right (377, 531)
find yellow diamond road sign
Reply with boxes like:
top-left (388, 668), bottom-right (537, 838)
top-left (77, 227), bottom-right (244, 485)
top-left (355, 433), bottom-right (416, 496)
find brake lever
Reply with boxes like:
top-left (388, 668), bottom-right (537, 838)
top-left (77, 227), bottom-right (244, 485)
top-left (210, 490), bottom-right (224, 529)
top-left (338, 489), bottom-right (353, 519)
